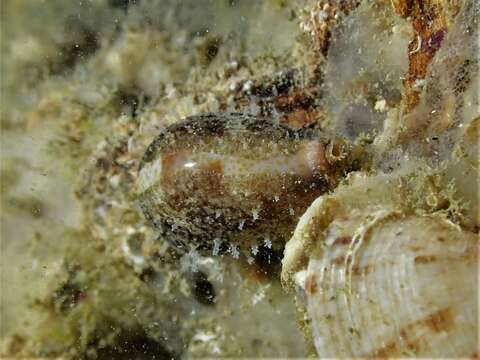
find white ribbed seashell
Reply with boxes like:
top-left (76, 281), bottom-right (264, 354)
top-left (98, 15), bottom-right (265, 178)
top-left (291, 206), bottom-right (478, 357)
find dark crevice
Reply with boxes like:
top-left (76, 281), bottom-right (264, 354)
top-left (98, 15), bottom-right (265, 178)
top-left (191, 271), bottom-right (216, 306)
top-left (48, 19), bottom-right (99, 74)
top-left (109, 0), bottom-right (140, 12)
top-left (93, 330), bottom-right (176, 360)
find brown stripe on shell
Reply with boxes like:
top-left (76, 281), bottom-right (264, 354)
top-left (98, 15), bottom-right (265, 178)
top-left (399, 328), bottom-right (421, 353)
top-left (331, 256), bottom-right (345, 266)
top-left (415, 252), bottom-right (478, 265)
top-left (351, 264), bottom-right (371, 276)
top-left (370, 308), bottom-right (454, 356)
top-left (305, 273), bottom-right (318, 295)
top-left (331, 236), bottom-right (351, 246)
top-left (423, 308), bottom-right (454, 333)
top-left (414, 255), bottom-right (437, 264)
top-left (371, 339), bottom-right (398, 358)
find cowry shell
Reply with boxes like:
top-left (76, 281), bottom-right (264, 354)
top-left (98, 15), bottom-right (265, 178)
top-left (289, 202), bottom-right (478, 357)
top-left (138, 113), bottom-right (351, 254)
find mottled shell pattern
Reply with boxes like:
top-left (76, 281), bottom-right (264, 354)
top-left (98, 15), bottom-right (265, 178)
top-left (138, 113), bottom-right (352, 255)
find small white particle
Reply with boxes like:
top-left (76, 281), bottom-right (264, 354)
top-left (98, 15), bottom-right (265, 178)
top-left (317, 10), bottom-right (328, 22)
top-left (412, 78), bottom-right (425, 90)
top-left (165, 85), bottom-right (177, 98)
top-left (108, 174), bottom-right (121, 188)
top-left (228, 60), bottom-right (238, 70)
top-left (180, 249), bottom-right (201, 273)
top-left (252, 285), bottom-right (270, 305)
top-left (184, 162), bottom-right (196, 168)
top-left (212, 239), bottom-right (221, 256)
top-left (229, 244), bottom-right (240, 259)
top-left (127, 137), bottom-right (135, 153)
top-left (229, 80), bottom-right (238, 92)
top-left (193, 332), bottom-right (217, 342)
top-left (212, 344), bottom-right (221, 354)
top-left (264, 237), bottom-right (272, 249)
top-left (238, 219), bottom-right (245, 230)
top-left (374, 99), bottom-right (387, 112)
top-left (251, 245), bottom-right (259, 256)
top-left (242, 80), bottom-right (253, 93)
top-left (247, 256), bottom-right (254, 264)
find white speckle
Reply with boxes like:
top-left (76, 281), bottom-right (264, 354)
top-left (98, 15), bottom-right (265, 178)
top-left (252, 284), bottom-right (270, 305)
top-left (127, 137), bottom-right (135, 153)
top-left (165, 84), bottom-right (177, 98)
top-left (264, 237), bottom-right (272, 249)
top-left (171, 223), bottom-right (178, 231)
top-left (247, 256), bottom-right (254, 264)
top-left (229, 244), bottom-right (240, 259)
top-left (184, 162), bottom-right (196, 168)
top-left (252, 208), bottom-right (260, 221)
top-left (228, 60), bottom-right (238, 70)
top-left (212, 238), bottom-right (221, 256)
top-left (251, 245), bottom-right (259, 256)
top-left (252, 292), bottom-right (265, 305)
top-left (108, 174), bottom-right (121, 188)
top-left (122, 239), bottom-right (145, 267)
top-left (229, 81), bottom-right (238, 91)
top-left (412, 78), bottom-right (425, 90)
top-left (242, 80), bottom-right (253, 93)
top-left (293, 270), bottom-right (308, 289)
top-left (289, 207), bottom-right (295, 215)
top-left (212, 344), bottom-right (221, 354)
top-left (215, 209), bottom-right (222, 218)
top-left (238, 219), bottom-right (245, 230)
top-left (374, 99), bottom-right (387, 112)
top-left (317, 10), bottom-right (328, 22)
top-left (181, 249), bottom-right (201, 272)
top-left (193, 332), bottom-right (217, 342)
top-left (274, 195), bottom-right (280, 202)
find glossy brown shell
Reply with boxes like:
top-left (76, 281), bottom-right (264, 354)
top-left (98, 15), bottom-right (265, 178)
top-left (138, 113), bottom-right (350, 255)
